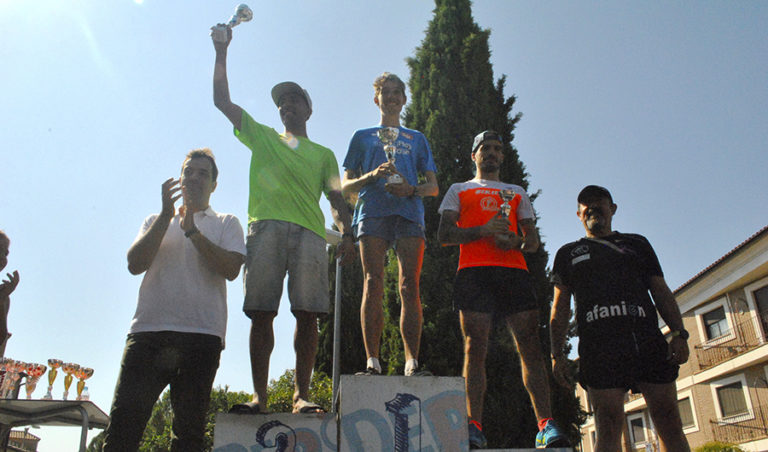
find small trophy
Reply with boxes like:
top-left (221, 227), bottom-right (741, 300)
top-left (498, 189), bottom-right (515, 219)
top-left (24, 363), bottom-right (47, 399)
top-left (75, 367), bottom-right (94, 401)
top-left (377, 127), bottom-right (403, 184)
top-left (211, 4), bottom-right (253, 43)
top-left (62, 363), bottom-right (80, 401)
top-left (0, 358), bottom-right (14, 398)
top-left (4, 361), bottom-right (26, 399)
top-left (44, 359), bottom-right (63, 400)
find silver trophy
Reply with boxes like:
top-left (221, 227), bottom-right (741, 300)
top-left (211, 4), bottom-right (253, 43)
top-left (377, 127), bottom-right (403, 184)
top-left (498, 189), bottom-right (515, 218)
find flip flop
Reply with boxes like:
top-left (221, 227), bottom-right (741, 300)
top-left (293, 399), bottom-right (326, 414)
top-left (229, 401), bottom-right (264, 414)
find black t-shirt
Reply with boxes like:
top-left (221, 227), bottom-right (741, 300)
top-left (551, 232), bottom-right (664, 352)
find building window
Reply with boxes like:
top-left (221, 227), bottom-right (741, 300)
top-left (694, 297), bottom-right (735, 346)
top-left (716, 382), bottom-right (749, 418)
top-left (710, 374), bottom-right (753, 421)
top-left (677, 389), bottom-right (699, 433)
top-left (627, 413), bottom-right (646, 445)
top-left (753, 285), bottom-right (768, 339)
top-left (703, 307), bottom-right (729, 340)
top-left (678, 398), bottom-right (695, 428)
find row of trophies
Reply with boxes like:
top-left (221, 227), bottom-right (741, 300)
top-left (0, 358), bottom-right (93, 401)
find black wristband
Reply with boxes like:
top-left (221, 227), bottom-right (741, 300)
top-left (670, 329), bottom-right (689, 340)
top-left (185, 227), bottom-right (200, 238)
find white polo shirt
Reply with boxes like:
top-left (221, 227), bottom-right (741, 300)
top-left (129, 207), bottom-right (246, 345)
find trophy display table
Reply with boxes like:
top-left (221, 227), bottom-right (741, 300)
top-left (0, 399), bottom-right (109, 452)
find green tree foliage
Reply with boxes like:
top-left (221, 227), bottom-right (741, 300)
top-left (694, 442), bottom-right (746, 452)
top-left (694, 441), bottom-right (744, 452)
top-left (264, 369), bottom-right (333, 413)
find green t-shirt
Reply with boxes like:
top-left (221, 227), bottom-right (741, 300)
top-left (235, 110), bottom-right (340, 239)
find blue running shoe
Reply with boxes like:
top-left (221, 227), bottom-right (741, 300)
top-left (536, 419), bottom-right (570, 448)
top-left (468, 422), bottom-right (487, 449)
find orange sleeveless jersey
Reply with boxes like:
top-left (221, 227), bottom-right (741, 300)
top-left (439, 180), bottom-right (534, 271)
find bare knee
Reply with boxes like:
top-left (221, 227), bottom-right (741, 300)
top-left (363, 272), bottom-right (384, 292)
top-left (464, 335), bottom-right (489, 363)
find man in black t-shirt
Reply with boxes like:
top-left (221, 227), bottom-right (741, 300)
top-left (550, 185), bottom-right (690, 452)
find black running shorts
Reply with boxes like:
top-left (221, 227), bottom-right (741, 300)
top-left (579, 334), bottom-right (679, 392)
top-left (453, 266), bottom-right (538, 316)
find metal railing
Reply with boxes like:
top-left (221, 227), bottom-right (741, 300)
top-left (694, 314), bottom-right (767, 370)
top-left (711, 401), bottom-right (768, 444)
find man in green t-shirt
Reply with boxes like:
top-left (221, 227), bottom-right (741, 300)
top-left (212, 26), bottom-right (354, 414)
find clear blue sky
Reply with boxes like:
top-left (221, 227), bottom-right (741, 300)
top-left (2, 1), bottom-right (766, 449)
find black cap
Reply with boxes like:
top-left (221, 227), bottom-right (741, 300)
top-left (578, 185), bottom-right (613, 204)
top-left (472, 130), bottom-right (503, 153)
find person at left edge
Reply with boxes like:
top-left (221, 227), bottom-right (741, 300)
top-left (103, 149), bottom-right (246, 451)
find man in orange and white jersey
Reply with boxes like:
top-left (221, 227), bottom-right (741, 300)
top-left (438, 131), bottom-right (568, 449)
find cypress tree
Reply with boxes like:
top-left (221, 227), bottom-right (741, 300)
top-left (401, 0), bottom-right (582, 447)
top-left (318, 0), bottom-right (584, 447)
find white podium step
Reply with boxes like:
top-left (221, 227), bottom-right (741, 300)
top-left (338, 375), bottom-right (467, 452)
top-left (213, 412), bottom-right (337, 451)
top-left (211, 375), bottom-right (574, 451)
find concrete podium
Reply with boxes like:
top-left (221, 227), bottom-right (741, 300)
top-left (214, 412), bottom-right (337, 451)
top-left (338, 375), bottom-right (467, 452)
top-left (212, 375), bottom-right (573, 451)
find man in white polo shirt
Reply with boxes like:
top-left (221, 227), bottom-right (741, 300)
top-left (103, 149), bottom-right (246, 451)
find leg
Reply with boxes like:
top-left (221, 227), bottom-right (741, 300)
top-left (359, 236), bottom-right (389, 362)
top-left (243, 221), bottom-right (288, 408)
top-left (249, 311), bottom-right (277, 406)
top-left (103, 334), bottom-right (173, 451)
top-left (293, 310), bottom-right (319, 408)
top-left (637, 381), bottom-right (690, 452)
top-left (169, 334), bottom-right (222, 451)
top-left (460, 310), bottom-right (492, 423)
top-left (588, 387), bottom-right (627, 452)
top-left (506, 309), bottom-right (552, 420)
top-left (394, 236), bottom-right (425, 363)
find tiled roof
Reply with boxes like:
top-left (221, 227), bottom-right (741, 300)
top-left (9, 429), bottom-right (40, 441)
top-left (674, 224), bottom-right (768, 294)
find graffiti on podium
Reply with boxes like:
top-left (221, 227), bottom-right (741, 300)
top-left (213, 414), bottom-right (336, 452)
top-left (213, 387), bottom-right (467, 451)
top-left (340, 389), bottom-right (467, 452)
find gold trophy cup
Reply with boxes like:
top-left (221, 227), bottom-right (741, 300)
top-left (75, 367), bottom-right (94, 401)
top-left (62, 363), bottom-right (80, 401)
top-left (44, 359), bottom-right (63, 400)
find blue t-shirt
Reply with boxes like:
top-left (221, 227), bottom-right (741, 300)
top-left (343, 126), bottom-right (437, 227)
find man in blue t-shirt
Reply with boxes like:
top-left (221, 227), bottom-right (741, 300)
top-left (342, 72), bottom-right (438, 376)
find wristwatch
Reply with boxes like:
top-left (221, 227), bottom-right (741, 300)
top-left (185, 227), bottom-right (200, 238)
top-left (670, 329), bottom-right (689, 340)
